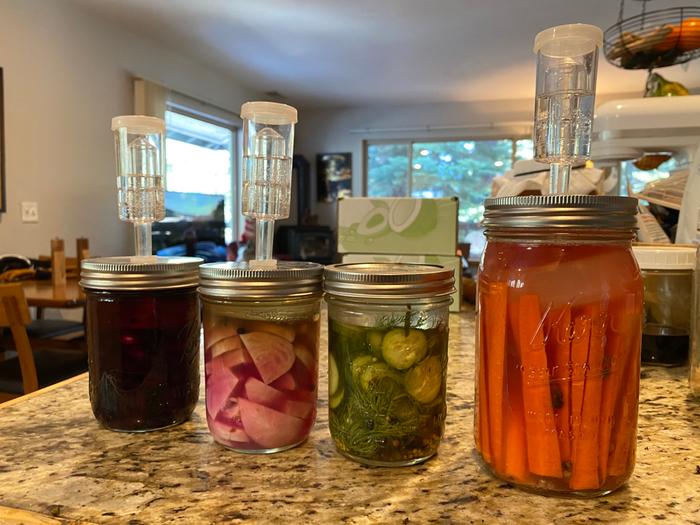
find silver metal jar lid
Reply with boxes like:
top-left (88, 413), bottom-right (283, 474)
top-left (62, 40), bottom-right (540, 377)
top-left (483, 194), bottom-right (638, 231)
top-left (198, 261), bottom-right (323, 300)
top-left (80, 256), bottom-right (202, 291)
top-left (324, 262), bottom-right (455, 300)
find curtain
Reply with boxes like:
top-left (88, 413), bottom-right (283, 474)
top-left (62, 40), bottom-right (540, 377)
top-left (133, 78), bottom-right (168, 119)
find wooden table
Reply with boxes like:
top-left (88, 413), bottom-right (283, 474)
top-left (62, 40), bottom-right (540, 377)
top-left (21, 279), bottom-right (85, 309)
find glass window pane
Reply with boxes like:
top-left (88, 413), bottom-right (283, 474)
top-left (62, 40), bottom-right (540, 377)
top-left (367, 143), bottom-right (409, 197)
top-left (411, 140), bottom-right (513, 257)
top-left (161, 110), bottom-right (234, 254)
top-left (515, 139), bottom-right (534, 161)
top-left (620, 158), bottom-right (678, 196)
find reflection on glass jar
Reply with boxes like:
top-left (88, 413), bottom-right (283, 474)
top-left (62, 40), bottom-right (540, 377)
top-left (324, 263), bottom-right (454, 467)
top-left (476, 195), bottom-right (643, 497)
top-left (81, 257), bottom-right (202, 432)
top-left (199, 261), bottom-right (323, 454)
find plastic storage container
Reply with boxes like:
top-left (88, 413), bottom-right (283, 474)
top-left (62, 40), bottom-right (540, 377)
top-left (324, 262), bottom-right (454, 467)
top-left (476, 195), bottom-right (643, 497)
top-left (80, 256), bottom-right (202, 432)
top-left (198, 261), bottom-right (323, 453)
top-left (632, 244), bottom-right (695, 366)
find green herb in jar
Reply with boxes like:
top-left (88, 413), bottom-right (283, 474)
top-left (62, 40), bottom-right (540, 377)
top-left (328, 318), bottom-right (447, 465)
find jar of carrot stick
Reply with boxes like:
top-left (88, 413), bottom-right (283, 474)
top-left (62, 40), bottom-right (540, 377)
top-left (475, 195), bottom-right (643, 497)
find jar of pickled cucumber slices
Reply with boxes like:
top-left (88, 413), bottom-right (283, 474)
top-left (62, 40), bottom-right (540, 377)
top-left (477, 195), bottom-right (643, 497)
top-left (198, 261), bottom-right (323, 454)
top-left (323, 262), bottom-right (454, 467)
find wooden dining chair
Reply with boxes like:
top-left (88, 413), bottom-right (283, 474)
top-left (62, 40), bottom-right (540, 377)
top-left (0, 284), bottom-right (87, 403)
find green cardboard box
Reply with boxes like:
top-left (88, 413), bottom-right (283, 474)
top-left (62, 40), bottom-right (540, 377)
top-left (341, 253), bottom-right (463, 313)
top-left (337, 197), bottom-right (458, 256)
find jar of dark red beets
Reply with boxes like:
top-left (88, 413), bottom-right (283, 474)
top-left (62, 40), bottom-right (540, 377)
top-left (80, 256), bottom-right (202, 432)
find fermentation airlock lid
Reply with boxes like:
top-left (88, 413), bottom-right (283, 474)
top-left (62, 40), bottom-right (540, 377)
top-left (323, 262), bottom-right (455, 300)
top-left (80, 256), bottom-right (202, 290)
top-left (199, 261), bottom-right (323, 299)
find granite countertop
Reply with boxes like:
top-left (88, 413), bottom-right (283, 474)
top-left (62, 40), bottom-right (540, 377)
top-left (0, 309), bottom-right (698, 524)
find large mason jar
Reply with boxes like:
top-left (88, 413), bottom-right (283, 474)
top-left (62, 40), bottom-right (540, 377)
top-left (80, 256), bottom-right (202, 432)
top-left (198, 261), bottom-right (323, 454)
top-left (324, 262), bottom-right (454, 467)
top-left (476, 195), bottom-right (643, 497)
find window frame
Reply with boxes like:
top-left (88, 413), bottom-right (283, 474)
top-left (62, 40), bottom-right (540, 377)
top-left (164, 102), bottom-right (240, 242)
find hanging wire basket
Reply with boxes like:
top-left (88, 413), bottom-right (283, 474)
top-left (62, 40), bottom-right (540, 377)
top-left (604, 6), bottom-right (700, 69)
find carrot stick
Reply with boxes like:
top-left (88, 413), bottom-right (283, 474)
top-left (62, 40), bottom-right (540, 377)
top-left (502, 347), bottom-right (530, 483)
top-left (477, 287), bottom-right (492, 463)
top-left (607, 316), bottom-right (642, 477)
top-left (517, 294), bottom-right (562, 479)
top-left (568, 313), bottom-right (591, 480)
top-left (570, 304), bottom-right (606, 490)
top-left (484, 282), bottom-right (508, 472)
top-left (545, 305), bottom-right (572, 466)
top-left (598, 294), bottom-right (638, 481)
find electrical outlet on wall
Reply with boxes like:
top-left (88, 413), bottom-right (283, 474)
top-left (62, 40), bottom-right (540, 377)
top-left (21, 201), bottom-right (39, 223)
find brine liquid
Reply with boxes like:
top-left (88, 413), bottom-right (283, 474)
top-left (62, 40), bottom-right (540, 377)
top-left (117, 174), bottom-right (165, 222)
top-left (534, 91), bottom-right (594, 164)
top-left (86, 289), bottom-right (200, 432)
top-left (242, 156), bottom-right (292, 220)
top-left (202, 309), bottom-right (320, 453)
top-left (328, 320), bottom-right (448, 466)
top-left (476, 241), bottom-right (643, 496)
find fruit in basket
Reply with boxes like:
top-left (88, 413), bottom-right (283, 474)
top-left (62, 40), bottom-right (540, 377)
top-left (678, 17), bottom-right (700, 51)
top-left (644, 72), bottom-right (689, 97)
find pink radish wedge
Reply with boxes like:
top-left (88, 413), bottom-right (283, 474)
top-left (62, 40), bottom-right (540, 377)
top-left (208, 418), bottom-right (250, 443)
top-left (205, 347), bottom-right (252, 377)
top-left (271, 372), bottom-right (297, 391)
top-left (293, 343), bottom-right (316, 373)
top-left (244, 377), bottom-right (286, 408)
top-left (209, 335), bottom-right (244, 359)
top-left (242, 321), bottom-right (295, 343)
top-left (282, 399), bottom-right (314, 420)
top-left (240, 332), bottom-right (294, 384)
top-left (206, 368), bottom-right (241, 418)
top-left (238, 398), bottom-right (305, 449)
top-left (204, 319), bottom-right (238, 350)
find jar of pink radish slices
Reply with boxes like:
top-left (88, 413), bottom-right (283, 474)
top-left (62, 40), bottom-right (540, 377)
top-left (198, 261), bottom-right (323, 453)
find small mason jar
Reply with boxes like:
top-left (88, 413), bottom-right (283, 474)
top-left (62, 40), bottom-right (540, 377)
top-left (324, 262), bottom-right (454, 467)
top-left (80, 256), bottom-right (202, 432)
top-left (476, 195), bottom-right (643, 497)
top-left (198, 261), bottom-right (323, 453)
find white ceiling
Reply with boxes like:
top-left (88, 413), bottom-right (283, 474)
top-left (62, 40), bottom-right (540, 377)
top-left (70, 0), bottom-right (700, 108)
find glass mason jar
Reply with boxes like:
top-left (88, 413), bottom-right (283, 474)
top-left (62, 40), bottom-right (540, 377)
top-left (632, 245), bottom-right (695, 367)
top-left (198, 261), bottom-right (323, 453)
top-left (80, 256), bottom-right (202, 432)
top-left (476, 195), bottom-right (643, 497)
top-left (324, 262), bottom-right (454, 467)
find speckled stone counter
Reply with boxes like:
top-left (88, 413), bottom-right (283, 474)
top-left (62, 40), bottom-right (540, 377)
top-left (0, 310), bottom-right (698, 524)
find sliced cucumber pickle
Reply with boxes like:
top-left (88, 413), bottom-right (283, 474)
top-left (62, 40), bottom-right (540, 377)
top-left (329, 352), bottom-right (340, 396)
top-left (381, 328), bottom-right (428, 370)
top-left (366, 330), bottom-right (384, 355)
top-left (351, 354), bottom-right (377, 381)
top-left (330, 386), bottom-right (344, 408)
top-left (359, 362), bottom-right (402, 391)
top-left (404, 355), bottom-right (442, 404)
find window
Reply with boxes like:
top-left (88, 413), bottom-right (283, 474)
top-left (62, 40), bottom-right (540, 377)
top-left (620, 157), bottom-right (679, 196)
top-left (366, 138), bottom-right (532, 257)
top-left (153, 109), bottom-right (236, 260)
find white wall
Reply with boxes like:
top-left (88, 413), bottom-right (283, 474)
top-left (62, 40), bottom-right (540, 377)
top-left (0, 0), bottom-right (259, 258)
